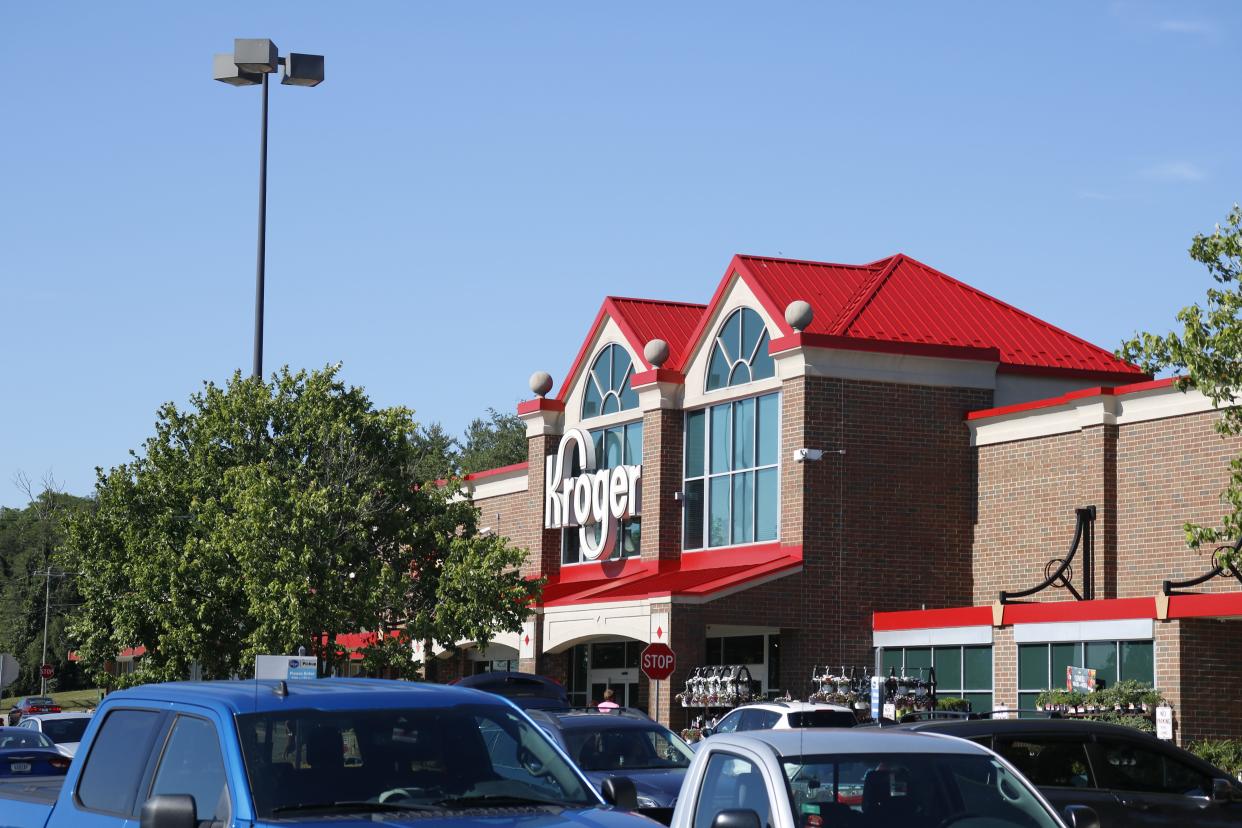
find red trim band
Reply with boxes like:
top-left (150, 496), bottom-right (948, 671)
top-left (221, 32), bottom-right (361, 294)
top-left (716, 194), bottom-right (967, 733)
top-left (517, 398), bottom-right (566, 415)
top-left (966, 377), bottom-right (1177, 421)
top-left (464, 461), bottom-right (529, 482)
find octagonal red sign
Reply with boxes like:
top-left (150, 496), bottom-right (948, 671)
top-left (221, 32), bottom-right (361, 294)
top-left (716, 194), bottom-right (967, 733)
top-left (640, 642), bottom-right (676, 681)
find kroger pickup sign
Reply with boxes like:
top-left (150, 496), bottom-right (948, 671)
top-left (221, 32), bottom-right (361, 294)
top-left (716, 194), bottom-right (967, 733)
top-left (544, 428), bottom-right (641, 560)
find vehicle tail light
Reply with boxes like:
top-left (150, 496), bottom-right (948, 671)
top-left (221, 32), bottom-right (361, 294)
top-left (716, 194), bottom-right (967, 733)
top-left (49, 706), bottom-right (62, 713)
top-left (49, 756), bottom-right (71, 770)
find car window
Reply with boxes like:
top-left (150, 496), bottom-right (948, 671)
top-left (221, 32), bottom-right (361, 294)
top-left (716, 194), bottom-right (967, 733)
top-left (787, 710), bottom-right (856, 728)
top-left (1097, 739), bottom-right (1213, 797)
top-left (995, 737), bottom-right (1095, 788)
top-left (714, 711), bottom-right (743, 734)
top-left (783, 752), bottom-right (1061, 828)
top-left (149, 715), bottom-right (231, 822)
top-left (77, 709), bottom-right (165, 814)
top-left (565, 726), bottom-right (694, 771)
top-left (17, 719), bottom-right (37, 730)
top-left (42, 718), bottom-right (90, 743)
top-left (0, 730), bottom-right (55, 749)
top-left (694, 752), bottom-right (772, 828)
top-left (745, 710), bottom-right (781, 730)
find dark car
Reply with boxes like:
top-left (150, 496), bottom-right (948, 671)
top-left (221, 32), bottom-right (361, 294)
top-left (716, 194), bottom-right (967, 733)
top-left (4, 697), bottom-right (60, 727)
top-left (452, 671), bottom-right (570, 710)
top-left (0, 728), bottom-right (71, 777)
top-left (895, 716), bottom-right (1242, 826)
top-left (529, 708), bottom-right (694, 823)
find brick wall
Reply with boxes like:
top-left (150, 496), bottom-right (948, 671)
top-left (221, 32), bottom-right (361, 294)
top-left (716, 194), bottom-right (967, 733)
top-left (1117, 411), bottom-right (1242, 596)
top-left (641, 407), bottom-right (683, 560)
top-left (472, 488), bottom-right (534, 558)
top-left (1175, 618), bottom-right (1242, 742)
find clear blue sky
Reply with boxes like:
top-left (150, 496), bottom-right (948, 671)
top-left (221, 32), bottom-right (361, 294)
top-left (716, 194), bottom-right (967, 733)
top-left (2, 2), bottom-right (1239, 506)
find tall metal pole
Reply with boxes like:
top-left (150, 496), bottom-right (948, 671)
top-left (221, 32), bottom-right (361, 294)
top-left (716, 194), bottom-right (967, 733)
top-left (253, 71), bottom-right (269, 380)
top-left (40, 569), bottom-right (51, 696)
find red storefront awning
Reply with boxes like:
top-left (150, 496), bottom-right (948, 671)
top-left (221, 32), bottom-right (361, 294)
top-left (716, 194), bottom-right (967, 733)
top-left (540, 543), bottom-right (802, 607)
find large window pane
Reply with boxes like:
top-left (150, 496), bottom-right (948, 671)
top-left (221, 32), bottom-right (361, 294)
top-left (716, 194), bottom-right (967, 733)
top-left (709, 477), bottom-right (730, 547)
top-left (756, 393), bottom-right (778, 466)
top-left (1017, 693), bottom-right (1042, 716)
top-left (583, 381), bottom-right (602, 419)
top-left (604, 428), bottom-right (623, 467)
top-left (934, 647), bottom-right (962, 691)
top-left (150, 716), bottom-right (229, 822)
top-left (1085, 642), bottom-right (1117, 687)
top-left (684, 480), bottom-right (704, 549)
top-left (78, 709), bottom-right (164, 813)
top-left (720, 311), bottom-right (741, 362)
top-left (625, 422), bottom-right (643, 465)
top-left (732, 398), bottom-right (755, 470)
top-left (963, 646), bottom-right (992, 690)
top-left (751, 332), bottom-right (775, 380)
top-left (621, 519), bottom-right (640, 556)
top-left (1051, 643), bottom-right (1079, 690)
top-left (962, 693), bottom-right (993, 715)
top-left (685, 411), bottom-right (705, 478)
top-left (1018, 644), bottom-right (1047, 690)
top-left (904, 647), bottom-right (931, 671)
top-left (710, 405), bottom-right (730, 473)
top-left (731, 472), bottom-right (753, 544)
top-left (722, 636), bottom-right (765, 664)
top-left (707, 344), bottom-right (730, 390)
top-left (741, 308), bottom-right (761, 362)
top-left (1120, 641), bottom-right (1154, 685)
top-left (881, 649), bottom-right (903, 674)
top-left (755, 468), bottom-right (777, 541)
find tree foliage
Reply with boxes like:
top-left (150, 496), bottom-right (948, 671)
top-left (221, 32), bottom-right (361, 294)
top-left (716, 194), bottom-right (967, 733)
top-left (1119, 205), bottom-right (1242, 561)
top-left (0, 480), bottom-right (92, 695)
top-left (62, 366), bottom-right (540, 687)
top-left (459, 408), bottom-right (527, 475)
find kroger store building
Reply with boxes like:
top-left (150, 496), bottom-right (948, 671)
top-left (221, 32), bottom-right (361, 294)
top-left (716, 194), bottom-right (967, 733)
top-left (435, 253), bottom-right (1242, 745)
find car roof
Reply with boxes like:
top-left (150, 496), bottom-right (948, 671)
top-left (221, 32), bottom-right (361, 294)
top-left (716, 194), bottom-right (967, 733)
top-left (729, 701), bottom-right (854, 714)
top-left (454, 672), bottom-right (566, 695)
top-left (706, 728), bottom-right (990, 756)
top-left (18, 712), bottom-right (93, 721)
top-left (105, 678), bottom-right (513, 716)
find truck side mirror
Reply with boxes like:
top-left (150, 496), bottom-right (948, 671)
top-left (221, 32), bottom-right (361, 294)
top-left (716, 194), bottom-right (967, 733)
top-left (712, 809), bottom-right (762, 828)
top-left (140, 794), bottom-right (197, 828)
top-left (602, 776), bottom-right (638, 811)
top-left (1061, 805), bottom-right (1100, 828)
top-left (701, 727), bottom-right (714, 738)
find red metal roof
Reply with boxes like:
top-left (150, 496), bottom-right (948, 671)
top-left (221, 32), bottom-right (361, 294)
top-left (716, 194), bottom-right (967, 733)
top-left (736, 254), bottom-right (1145, 380)
top-left (539, 544), bottom-right (802, 606)
top-left (607, 297), bottom-right (706, 376)
top-left (550, 253), bottom-right (1143, 404)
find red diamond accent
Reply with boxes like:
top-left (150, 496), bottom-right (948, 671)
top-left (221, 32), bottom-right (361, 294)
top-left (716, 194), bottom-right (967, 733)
top-left (656, 626), bottom-right (663, 639)
top-left (524, 634), bottom-right (530, 645)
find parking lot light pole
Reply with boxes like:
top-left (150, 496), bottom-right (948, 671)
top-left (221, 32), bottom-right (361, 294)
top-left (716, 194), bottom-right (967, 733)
top-left (213, 39), bottom-right (325, 380)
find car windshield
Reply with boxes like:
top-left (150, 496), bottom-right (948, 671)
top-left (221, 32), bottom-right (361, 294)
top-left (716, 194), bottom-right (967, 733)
top-left (43, 718), bottom-right (90, 743)
top-left (564, 726), bottom-right (694, 771)
top-left (0, 730), bottom-right (56, 750)
top-left (781, 752), bottom-right (1060, 828)
top-left (237, 703), bottom-right (597, 818)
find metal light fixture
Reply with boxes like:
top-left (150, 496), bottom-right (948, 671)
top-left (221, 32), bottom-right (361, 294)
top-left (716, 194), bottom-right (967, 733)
top-left (213, 39), bottom-right (325, 380)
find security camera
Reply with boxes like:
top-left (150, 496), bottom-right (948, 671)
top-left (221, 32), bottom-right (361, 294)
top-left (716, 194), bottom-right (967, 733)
top-left (793, 448), bottom-right (824, 463)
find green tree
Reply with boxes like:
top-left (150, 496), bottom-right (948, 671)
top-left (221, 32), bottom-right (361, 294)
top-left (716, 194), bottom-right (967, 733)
top-left (1120, 204), bottom-right (1242, 562)
top-left (0, 477), bottom-right (92, 695)
top-left (459, 408), bottom-right (527, 475)
top-left (409, 422), bottom-right (460, 484)
top-left (62, 365), bottom-right (540, 687)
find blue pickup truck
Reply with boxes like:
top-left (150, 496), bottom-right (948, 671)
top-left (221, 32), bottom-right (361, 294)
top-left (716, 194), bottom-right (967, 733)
top-left (0, 678), bottom-right (654, 828)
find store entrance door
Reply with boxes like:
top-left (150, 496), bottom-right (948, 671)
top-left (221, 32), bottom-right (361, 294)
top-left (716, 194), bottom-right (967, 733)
top-left (588, 669), bottom-right (639, 708)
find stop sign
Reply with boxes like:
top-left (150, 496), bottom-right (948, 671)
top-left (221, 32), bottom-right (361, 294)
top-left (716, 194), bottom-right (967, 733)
top-left (39, 664), bottom-right (53, 680)
top-left (640, 642), bottom-right (676, 681)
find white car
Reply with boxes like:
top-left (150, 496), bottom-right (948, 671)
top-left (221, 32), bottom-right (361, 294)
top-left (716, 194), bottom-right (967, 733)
top-left (16, 711), bottom-right (93, 757)
top-left (670, 728), bottom-right (1099, 828)
top-left (704, 701), bottom-right (857, 737)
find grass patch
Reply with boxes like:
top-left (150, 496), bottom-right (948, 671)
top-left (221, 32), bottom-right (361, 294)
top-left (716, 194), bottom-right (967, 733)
top-left (0, 688), bottom-right (104, 712)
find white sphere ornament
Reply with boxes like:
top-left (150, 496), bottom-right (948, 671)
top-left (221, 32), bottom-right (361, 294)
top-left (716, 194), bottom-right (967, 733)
top-left (644, 338), bottom-right (670, 368)
top-left (529, 371), bottom-right (554, 398)
top-left (785, 300), bottom-right (814, 333)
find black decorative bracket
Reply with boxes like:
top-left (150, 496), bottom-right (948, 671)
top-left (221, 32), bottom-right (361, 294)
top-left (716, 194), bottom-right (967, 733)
top-left (1162, 536), bottom-right (1242, 596)
top-left (1000, 506), bottom-right (1095, 604)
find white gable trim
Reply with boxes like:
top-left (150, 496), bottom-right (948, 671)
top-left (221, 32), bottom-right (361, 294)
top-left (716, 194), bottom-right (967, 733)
top-left (562, 316), bottom-right (645, 432)
top-left (682, 275), bottom-right (782, 410)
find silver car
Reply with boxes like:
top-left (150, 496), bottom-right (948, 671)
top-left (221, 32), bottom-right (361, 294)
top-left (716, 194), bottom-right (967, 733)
top-left (669, 727), bottom-right (1099, 828)
top-left (16, 711), bottom-right (93, 757)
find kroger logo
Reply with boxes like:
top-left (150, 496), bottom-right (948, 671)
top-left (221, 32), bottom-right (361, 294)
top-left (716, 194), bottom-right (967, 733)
top-left (544, 428), bottom-right (641, 561)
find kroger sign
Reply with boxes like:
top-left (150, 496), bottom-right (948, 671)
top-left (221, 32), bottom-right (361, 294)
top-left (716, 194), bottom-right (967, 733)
top-left (544, 428), bottom-right (641, 560)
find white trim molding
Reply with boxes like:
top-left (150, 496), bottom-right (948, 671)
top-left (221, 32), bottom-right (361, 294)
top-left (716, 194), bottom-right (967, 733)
top-left (873, 625), bottom-right (994, 648)
top-left (1013, 618), bottom-right (1153, 643)
top-left (469, 470), bottom-right (528, 500)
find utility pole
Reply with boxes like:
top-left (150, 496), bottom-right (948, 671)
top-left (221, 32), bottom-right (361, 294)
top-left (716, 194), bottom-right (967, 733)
top-left (33, 568), bottom-right (69, 696)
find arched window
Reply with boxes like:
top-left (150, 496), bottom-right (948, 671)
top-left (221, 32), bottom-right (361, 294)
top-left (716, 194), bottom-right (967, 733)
top-left (706, 308), bottom-right (775, 391)
top-left (582, 343), bottom-right (639, 419)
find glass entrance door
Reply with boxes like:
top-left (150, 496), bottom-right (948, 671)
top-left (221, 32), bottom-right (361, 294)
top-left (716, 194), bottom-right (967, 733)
top-left (589, 673), bottom-right (639, 707)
